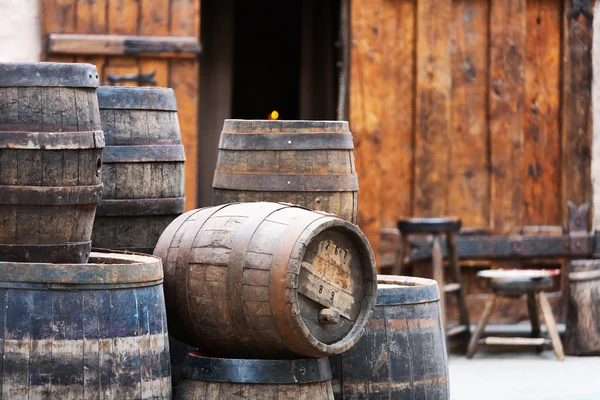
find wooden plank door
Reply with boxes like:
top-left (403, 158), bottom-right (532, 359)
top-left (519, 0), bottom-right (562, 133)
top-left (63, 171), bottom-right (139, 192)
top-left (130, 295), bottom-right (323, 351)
top-left (41, 0), bottom-right (201, 211)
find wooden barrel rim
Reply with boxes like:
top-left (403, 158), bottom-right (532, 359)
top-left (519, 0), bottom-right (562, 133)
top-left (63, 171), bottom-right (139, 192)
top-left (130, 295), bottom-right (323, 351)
top-left (181, 353), bottom-right (332, 384)
top-left (0, 184), bottom-right (103, 205)
top-left (218, 133), bottom-right (355, 151)
top-left (275, 215), bottom-right (377, 357)
top-left (0, 130), bottom-right (105, 150)
top-left (375, 275), bottom-right (441, 305)
top-left (0, 242), bottom-right (91, 263)
top-left (96, 197), bottom-right (186, 217)
top-left (0, 248), bottom-right (163, 285)
top-left (97, 86), bottom-right (178, 111)
top-left (102, 144), bottom-right (186, 163)
top-left (223, 119), bottom-right (349, 133)
top-left (0, 62), bottom-right (99, 87)
top-left (212, 171), bottom-right (359, 192)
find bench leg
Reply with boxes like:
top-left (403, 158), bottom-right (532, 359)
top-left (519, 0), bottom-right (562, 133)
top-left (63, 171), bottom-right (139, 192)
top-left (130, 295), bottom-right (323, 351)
top-left (466, 293), bottom-right (497, 359)
top-left (538, 291), bottom-right (565, 361)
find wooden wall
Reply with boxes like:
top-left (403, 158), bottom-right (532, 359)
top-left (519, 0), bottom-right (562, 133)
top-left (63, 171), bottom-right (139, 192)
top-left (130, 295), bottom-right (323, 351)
top-left (350, 0), bottom-right (593, 266)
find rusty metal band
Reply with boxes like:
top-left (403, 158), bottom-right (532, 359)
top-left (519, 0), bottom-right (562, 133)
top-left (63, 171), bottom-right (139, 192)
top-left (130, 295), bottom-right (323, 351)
top-left (0, 184), bottom-right (103, 205)
top-left (0, 242), bottom-right (91, 263)
top-left (0, 62), bottom-right (99, 87)
top-left (218, 133), bottom-right (354, 150)
top-left (102, 144), bottom-right (186, 163)
top-left (0, 130), bottom-right (105, 150)
top-left (96, 197), bottom-right (185, 216)
top-left (213, 172), bottom-right (359, 192)
top-left (97, 86), bottom-right (178, 111)
top-left (227, 203), bottom-right (290, 352)
top-left (0, 249), bottom-right (163, 284)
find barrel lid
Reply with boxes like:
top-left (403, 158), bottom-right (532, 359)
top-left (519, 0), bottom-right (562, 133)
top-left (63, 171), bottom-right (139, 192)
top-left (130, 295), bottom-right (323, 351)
top-left (97, 86), bottom-right (178, 111)
top-left (223, 119), bottom-right (349, 133)
top-left (375, 275), bottom-right (441, 305)
top-left (0, 62), bottom-right (99, 88)
top-left (181, 352), bottom-right (332, 384)
top-left (0, 248), bottom-right (163, 285)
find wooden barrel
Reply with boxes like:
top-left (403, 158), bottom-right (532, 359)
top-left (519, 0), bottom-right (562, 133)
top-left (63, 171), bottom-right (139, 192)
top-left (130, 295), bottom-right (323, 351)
top-left (565, 260), bottom-right (600, 355)
top-left (154, 201), bottom-right (377, 358)
top-left (330, 275), bottom-right (449, 399)
top-left (176, 353), bottom-right (334, 399)
top-left (92, 86), bottom-right (185, 254)
top-left (0, 249), bottom-right (171, 399)
top-left (0, 62), bottom-right (104, 263)
top-left (212, 120), bottom-right (358, 222)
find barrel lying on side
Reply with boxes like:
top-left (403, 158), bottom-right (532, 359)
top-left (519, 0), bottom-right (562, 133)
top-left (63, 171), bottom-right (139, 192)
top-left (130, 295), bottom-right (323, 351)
top-left (330, 275), bottom-right (449, 399)
top-left (154, 202), bottom-right (377, 359)
top-left (213, 120), bottom-right (358, 222)
top-left (0, 62), bottom-right (104, 263)
top-left (92, 86), bottom-right (185, 254)
top-left (176, 353), bottom-right (334, 400)
top-left (0, 249), bottom-right (171, 399)
top-left (565, 260), bottom-right (600, 355)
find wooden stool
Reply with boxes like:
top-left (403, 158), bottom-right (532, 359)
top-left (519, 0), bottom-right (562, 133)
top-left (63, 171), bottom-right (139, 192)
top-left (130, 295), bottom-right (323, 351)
top-left (392, 217), bottom-right (470, 341)
top-left (466, 269), bottom-right (564, 360)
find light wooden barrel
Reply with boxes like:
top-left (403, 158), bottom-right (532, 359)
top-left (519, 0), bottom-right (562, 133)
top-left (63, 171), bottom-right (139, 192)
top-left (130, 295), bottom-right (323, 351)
top-left (0, 249), bottom-right (171, 399)
top-left (154, 202), bottom-right (377, 358)
top-left (330, 275), bottom-right (449, 399)
top-left (92, 86), bottom-right (185, 254)
top-left (176, 353), bottom-right (334, 400)
top-left (565, 260), bottom-right (600, 355)
top-left (0, 62), bottom-right (104, 263)
top-left (212, 120), bottom-right (358, 222)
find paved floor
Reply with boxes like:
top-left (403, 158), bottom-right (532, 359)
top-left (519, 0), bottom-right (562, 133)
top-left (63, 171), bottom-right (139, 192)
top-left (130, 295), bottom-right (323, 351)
top-left (449, 351), bottom-right (600, 400)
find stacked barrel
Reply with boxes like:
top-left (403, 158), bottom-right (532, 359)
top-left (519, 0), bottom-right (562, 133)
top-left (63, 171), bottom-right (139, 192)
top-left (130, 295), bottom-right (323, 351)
top-left (0, 63), bottom-right (172, 399)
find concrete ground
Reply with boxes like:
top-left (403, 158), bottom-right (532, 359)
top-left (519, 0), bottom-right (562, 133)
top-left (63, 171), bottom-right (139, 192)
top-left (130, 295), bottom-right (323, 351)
top-left (449, 351), bottom-right (600, 400)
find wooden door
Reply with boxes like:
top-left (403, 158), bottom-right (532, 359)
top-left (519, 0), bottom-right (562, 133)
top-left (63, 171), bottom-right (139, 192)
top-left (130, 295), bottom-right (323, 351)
top-left (41, 0), bottom-right (201, 211)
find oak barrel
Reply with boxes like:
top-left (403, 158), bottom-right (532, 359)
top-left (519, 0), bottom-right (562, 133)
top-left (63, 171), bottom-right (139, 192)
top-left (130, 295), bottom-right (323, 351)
top-left (154, 201), bottom-right (377, 358)
top-left (330, 275), bottom-right (449, 399)
top-left (212, 120), bottom-right (358, 222)
top-left (0, 62), bottom-right (104, 263)
top-left (0, 249), bottom-right (171, 399)
top-left (565, 260), bottom-right (600, 355)
top-left (92, 86), bottom-right (185, 254)
top-left (176, 353), bottom-right (334, 400)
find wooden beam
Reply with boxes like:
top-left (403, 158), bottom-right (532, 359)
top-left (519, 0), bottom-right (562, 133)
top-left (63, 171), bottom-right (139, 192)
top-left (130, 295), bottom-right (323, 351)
top-left (46, 33), bottom-right (201, 58)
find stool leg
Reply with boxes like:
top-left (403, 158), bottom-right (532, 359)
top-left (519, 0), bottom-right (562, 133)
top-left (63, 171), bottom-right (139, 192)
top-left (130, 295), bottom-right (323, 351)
top-left (466, 293), bottom-right (497, 359)
top-left (527, 291), bottom-right (541, 338)
top-left (392, 234), bottom-right (409, 276)
top-left (538, 291), bottom-right (565, 361)
top-left (432, 235), bottom-right (446, 329)
top-left (447, 233), bottom-right (470, 334)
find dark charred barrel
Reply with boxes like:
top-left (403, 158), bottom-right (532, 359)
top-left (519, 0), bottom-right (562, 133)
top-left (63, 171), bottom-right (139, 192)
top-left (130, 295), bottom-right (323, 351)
top-left (92, 86), bottom-right (185, 254)
top-left (0, 249), bottom-right (171, 399)
top-left (212, 120), bottom-right (358, 222)
top-left (176, 353), bottom-right (334, 399)
top-left (0, 62), bottom-right (104, 263)
top-left (153, 202), bottom-right (377, 359)
top-left (565, 260), bottom-right (600, 355)
top-left (330, 275), bottom-right (449, 399)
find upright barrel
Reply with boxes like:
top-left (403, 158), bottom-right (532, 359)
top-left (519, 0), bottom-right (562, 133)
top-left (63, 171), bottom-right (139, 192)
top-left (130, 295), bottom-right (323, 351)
top-left (176, 354), bottom-right (334, 399)
top-left (213, 120), bottom-right (358, 222)
top-left (154, 202), bottom-right (377, 358)
top-left (565, 260), bottom-right (600, 355)
top-left (0, 62), bottom-right (104, 263)
top-left (92, 86), bottom-right (185, 254)
top-left (0, 249), bottom-right (171, 399)
top-left (330, 275), bottom-right (449, 399)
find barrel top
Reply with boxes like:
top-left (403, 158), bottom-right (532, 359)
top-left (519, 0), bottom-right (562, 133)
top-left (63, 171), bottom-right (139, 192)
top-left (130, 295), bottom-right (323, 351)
top-left (375, 275), bottom-right (441, 305)
top-left (181, 353), bottom-right (332, 384)
top-left (0, 62), bottom-right (99, 88)
top-left (223, 119), bottom-right (350, 133)
top-left (0, 248), bottom-right (163, 285)
top-left (97, 86), bottom-right (178, 111)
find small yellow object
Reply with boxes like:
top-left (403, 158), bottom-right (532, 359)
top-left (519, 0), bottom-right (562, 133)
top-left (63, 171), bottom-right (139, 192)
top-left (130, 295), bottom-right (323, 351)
top-left (268, 110), bottom-right (279, 120)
